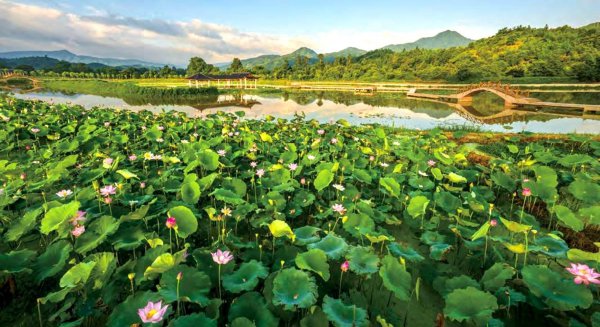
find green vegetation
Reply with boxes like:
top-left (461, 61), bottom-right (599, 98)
top-left (42, 79), bottom-right (218, 104)
top-left (0, 95), bottom-right (599, 326)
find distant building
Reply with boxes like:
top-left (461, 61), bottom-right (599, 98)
top-left (186, 72), bottom-right (258, 89)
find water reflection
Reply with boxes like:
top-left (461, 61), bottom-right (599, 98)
top-left (10, 89), bottom-right (600, 134)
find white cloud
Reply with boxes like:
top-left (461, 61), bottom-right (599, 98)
top-left (0, 0), bottom-right (494, 66)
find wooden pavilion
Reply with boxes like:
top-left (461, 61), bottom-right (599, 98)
top-left (186, 72), bottom-right (258, 89)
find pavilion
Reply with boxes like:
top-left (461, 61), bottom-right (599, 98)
top-left (186, 72), bottom-right (258, 89)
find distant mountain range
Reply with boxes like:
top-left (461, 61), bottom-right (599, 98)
top-left (0, 50), bottom-right (164, 68)
top-left (1, 30), bottom-right (473, 71)
top-left (216, 30), bottom-right (473, 70)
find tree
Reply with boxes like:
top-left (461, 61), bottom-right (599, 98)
top-left (186, 57), bottom-right (215, 76)
top-left (228, 58), bottom-right (243, 73)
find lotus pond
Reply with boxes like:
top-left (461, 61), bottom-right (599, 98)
top-left (0, 95), bottom-right (599, 327)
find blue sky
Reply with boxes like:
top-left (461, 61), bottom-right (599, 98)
top-left (1, 0), bottom-right (599, 65)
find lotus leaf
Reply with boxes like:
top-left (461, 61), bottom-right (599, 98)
top-left (295, 248), bottom-right (330, 281)
top-left (228, 292), bottom-right (279, 327)
top-left (169, 313), bottom-right (216, 327)
top-left (159, 265), bottom-right (211, 305)
top-left (314, 169), bottom-right (334, 192)
top-left (0, 249), bottom-right (36, 273)
top-left (346, 246), bottom-right (379, 275)
top-left (322, 295), bottom-right (369, 327)
top-left (522, 265), bottom-right (593, 311)
top-left (33, 240), bottom-right (72, 283)
top-left (480, 263), bottom-right (515, 291)
top-left (293, 226), bottom-right (321, 246)
top-left (407, 195), bottom-right (430, 218)
top-left (387, 242), bottom-right (425, 262)
top-left (379, 255), bottom-right (412, 301)
top-left (444, 287), bottom-right (498, 325)
top-left (168, 206), bottom-right (198, 238)
top-left (272, 268), bottom-right (318, 309)
top-left (308, 234), bottom-right (348, 260)
top-left (223, 260), bottom-right (268, 293)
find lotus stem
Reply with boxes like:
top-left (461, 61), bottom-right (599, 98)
top-left (338, 271), bottom-right (344, 297)
top-left (37, 298), bottom-right (43, 327)
top-left (176, 279), bottom-right (181, 317)
top-left (218, 264), bottom-right (222, 301)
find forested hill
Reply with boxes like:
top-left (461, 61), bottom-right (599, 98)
top-left (265, 23), bottom-right (600, 82)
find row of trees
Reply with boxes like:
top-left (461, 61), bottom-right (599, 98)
top-left (4, 24), bottom-right (600, 82)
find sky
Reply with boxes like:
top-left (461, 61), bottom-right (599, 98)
top-left (1, 0), bottom-right (599, 66)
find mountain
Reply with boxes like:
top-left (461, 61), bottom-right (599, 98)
top-left (0, 50), bottom-right (164, 68)
top-left (382, 30), bottom-right (473, 52)
top-left (324, 47), bottom-right (367, 61)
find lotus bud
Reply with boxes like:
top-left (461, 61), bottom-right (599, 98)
top-left (128, 273), bottom-right (135, 281)
top-left (280, 260), bottom-right (285, 269)
top-left (176, 272), bottom-right (183, 281)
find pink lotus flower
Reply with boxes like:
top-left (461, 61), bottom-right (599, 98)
top-left (71, 225), bottom-right (85, 237)
top-left (317, 129), bottom-right (325, 135)
top-left (137, 300), bottom-right (169, 323)
top-left (70, 211), bottom-right (87, 226)
top-left (100, 185), bottom-right (117, 197)
top-left (128, 155), bottom-right (137, 161)
top-left (256, 169), bottom-right (265, 178)
top-left (104, 122), bottom-right (110, 127)
top-left (369, 156), bottom-right (375, 161)
top-left (31, 128), bottom-right (40, 133)
top-left (166, 216), bottom-right (176, 229)
top-left (307, 155), bottom-right (316, 161)
top-left (341, 260), bottom-right (349, 272)
top-left (140, 182), bottom-right (146, 189)
top-left (250, 161), bottom-right (257, 168)
top-left (380, 162), bottom-right (389, 168)
top-left (56, 189), bottom-right (73, 198)
top-left (566, 263), bottom-right (600, 285)
top-left (103, 158), bottom-right (114, 166)
top-left (300, 178), bottom-right (306, 185)
top-left (288, 163), bottom-right (298, 171)
top-left (217, 149), bottom-right (226, 157)
top-left (177, 271), bottom-right (183, 281)
top-left (104, 197), bottom-right (113, 204)
top-left (427, 160), bottom-right (436, 167)
top-left (158, 126), bottom-right (165, 131)
top-left (522, 188), bottom-right (532, 197)
top-left (332, 203), bottom-right (346, 214)
top-left (490, 219), bottom-right (498, 227)
top-left (331, 138), bottom-right (338, 144)
top-left (211, 249), bottom-right (234, 265)
top-left (20, 173), bottom-right (26, 180)
top-left (25, 145), bottom-right (31, 151)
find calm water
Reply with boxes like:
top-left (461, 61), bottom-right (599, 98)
top-left (11, 90), bottom-right (600, 134)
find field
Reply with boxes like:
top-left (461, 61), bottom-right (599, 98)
top-left (0, 95), bottom-right (599, 326)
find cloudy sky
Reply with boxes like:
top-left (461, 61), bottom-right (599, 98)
top-left (1, 0), bottom-right (599, 66)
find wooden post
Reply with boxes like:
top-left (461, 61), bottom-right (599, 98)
top-left (244, 78), bottom-right (247, 89)
top-left (188, 80), bottom-right (191, 87)
top-left (195, 80), bottom-right (199, 88)
top-left (254, 79), bottom-right (257, 89)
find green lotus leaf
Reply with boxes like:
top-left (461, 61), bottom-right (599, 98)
top-left (59, 261), bottom-right (96, 288)
top-left (223, 260), bottom-right (268, 293)
top-left (144, 249), bottom-right (188, 279)
top-left (430, 243), bottom-right (453, 261)
top-left (116, 169), bottom-right (138, 179)
top-left (531, 235), bottom-right (569, 258)
top-left (494, 287), bottom-right (527, 307)
top-left (578, 206), bottom-right (600, 226)
top-left (169, 313), bottom-right (216, 327)
top-left (293, 226), bottom-right (321, 246)
top-left (40, 201), bottom-right (80, 235)
top-left (447, 172), bottom-right (467, 183)
top-left (380, 177), bottom-right (401, 197)
top-left (527, 181), bottom-right (557, 203)
top-left (268, 219), bottom-right (295, 239)
top-left (307, 233), bottom-right (348, 260)
top-left (181, 177), bottom-right (201, 204)
top-left (567, 248), bottom-right (600, 263)
top-left (228, 292), bottom-right (279, 327)
top-left (314, 169), bottom-right (334, 192)
top-left (491, 171), bottom-right (516, 192)
top-left (295, 249), bottom-right (330, 281)
top-left (4, 207), bottom-right (42, 242)
top-left (522, 265), bottom-right (593, 311)
top-left (420, 231), bottom-right (446, 245)
top-left (431, 167), bottom-right (443, 180)
top-left (75, 215), bottom-right (120, 254)
top-left (231, 317), bottom-right (256, 327)
top-left (346, 246), bottom-right (379, 275)
top-left (553, 205), bottom-right (584, 232)
top-left (379, 255), bottom-right (411, 301)
top-left (532, 165), bottom-right (558, 187)
top-left (106, 291), bottom-right (166, 327)
top-left (592, 312), bottom-right (600, 327)
top-left (569, 179), bottom-right (600, 204)
top-left (471, 222), bottom-right (491, 241)
top-left (434, 191), bottom-right (461, 213)
top-left (0, 249), bottom-right (36, 273)
top-left (500, 218), bottom-right (532, 233)
top-left (211, 188), bottom-right (245, 205)
top-left (272, 268), bottom-right (318, 309)
top-left (440, 275), bottom-right (480, 297)
top-left (343, 213), bottom-right (375, 238)
top-left (33, 240), bottom-right (72, 283)
top-left (223, 177), bottom-right (248, 197)
top-left (353, 169), bottom-right (372, 183)
top-left (168, 206), bottom-right (198, 238)
top-left (387, 242), bottom-right (424, 263)
top-left (159, 265), bottom-right (211, 305)
top-left (558, 154), bottom-right (593, 167)
top-left (444, 287), bottom-right (498, 325)
top-left (86, 252), bottom-right (116, 290)
top-left (322, 295), bottom-right (369, 327)
top-left (407, 195), bottom-right (430, 218)
top-left (300, 307), bottom-right (328, 327)
top-left (199, 149), bottom-right (220, 171)
top-left (480, 263), bottom-right (515, 292)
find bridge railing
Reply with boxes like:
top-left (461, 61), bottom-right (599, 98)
top-left (457, 82), bottom-right (529, 98)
